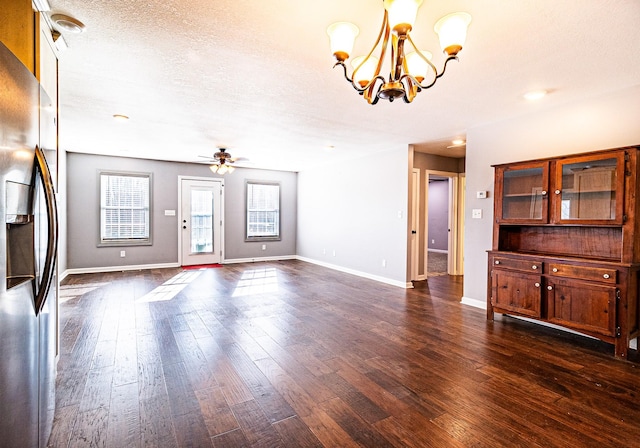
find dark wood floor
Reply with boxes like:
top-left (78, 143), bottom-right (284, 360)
top-left (49, 260), bottom-right (640, 447)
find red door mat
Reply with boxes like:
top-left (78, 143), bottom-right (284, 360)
top-left (182, 264), bottom-right (223, 270)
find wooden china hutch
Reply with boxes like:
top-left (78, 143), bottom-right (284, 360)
top-left (487, 145), bottom-right (640, 358)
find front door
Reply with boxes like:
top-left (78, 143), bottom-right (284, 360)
top-left (180, 178), bottom-right (222, 266)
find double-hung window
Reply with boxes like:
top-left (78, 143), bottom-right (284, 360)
top-left (246, 181), bottom-right (280, 241)
top-left (99, 171), bottom-right (152, 246)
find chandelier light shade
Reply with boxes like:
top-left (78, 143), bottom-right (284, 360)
top-left (327, 0), bottom-right (471, 104)
top-left (326, 22), bottom-right (359, 61)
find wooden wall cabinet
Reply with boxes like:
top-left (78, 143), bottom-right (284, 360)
top-left (488, 146), bottom-right (640, 358)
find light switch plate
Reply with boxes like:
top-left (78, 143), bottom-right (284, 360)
top-left (472, 209), bottom-right (482, 219)
top-left (476, 191), bottom-right (487, 199)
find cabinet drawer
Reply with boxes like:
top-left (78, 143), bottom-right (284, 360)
top-left (547, 263), bottom-right (617, 284)
top-left (492, 257), bottom-right (543, 273)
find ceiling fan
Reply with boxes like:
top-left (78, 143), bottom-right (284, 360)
top-left (199, 148), bottom-right (247, 174)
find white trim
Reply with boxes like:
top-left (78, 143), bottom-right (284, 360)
top-left (428, 248), bottom-right (448, 254)
top-left (461, 296), bottom-right (486, 309)
top-left (222, 255), bottom-right (297, 264)
top-left (62, 262), bottom-right (181, 276)
top-left (410, 168), bottom-right (420, 281)
top-left (296, 256), bottom-right (409, 288)
top-left (178, 176), bottom-right (225, 266)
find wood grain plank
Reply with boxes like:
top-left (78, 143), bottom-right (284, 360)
top-left (195, 387), bottom-right (239, 437)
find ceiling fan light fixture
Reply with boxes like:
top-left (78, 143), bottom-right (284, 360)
top-left (327, 3), bottom-right (471, 104)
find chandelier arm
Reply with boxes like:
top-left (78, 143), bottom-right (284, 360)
top-left (364, 75), bottom-right (387, 104)
top-left (351, 9), bottom-right (390, 92)
top-left (392, 36), bottom-right (407, 82)
top-left (412, 55), bottom-right (459, 90)
top-left (406, 34), bottom-right (439, 78)
top-left (333, 61), bottom-right (355, 85)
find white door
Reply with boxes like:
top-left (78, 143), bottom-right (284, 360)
top-left (180, 178), bottom-right (222, 266)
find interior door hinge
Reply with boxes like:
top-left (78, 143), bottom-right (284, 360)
top-left (615, 326), bottom-right (622, 337)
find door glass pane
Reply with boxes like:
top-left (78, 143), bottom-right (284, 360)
top-left (502, 167), bottom-right (544, 220)
top-left (190, 189), bottom-right (213, 254)
top-left (560, 158), bottom-right (616, 220)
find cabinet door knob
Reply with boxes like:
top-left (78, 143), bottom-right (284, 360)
top-left (552, 268), bottom-right (558, 273)
top-left (534, 282), bottom-right (540, 288)
top-left (532, 265), bottom-right (538, 270)
top-left (541, 190), bottom-right (547, 196)
top-left (603, 274), bottom-right (610, 279)
top-left (555, 189), bottom-right (561, 195)
top-left (547, 286), bottom-right (553, 290)
top-left (494, 260), bottom-right (500, 265)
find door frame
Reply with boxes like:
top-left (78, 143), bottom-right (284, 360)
top-left (177, 176), bottom-right (225, 265)
top-left (425, 170), bottom-right (464, 276)
top-left (410, 168), bottom-right (420, 281)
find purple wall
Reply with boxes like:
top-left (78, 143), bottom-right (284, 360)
top-left (428, 179), bottom-right (449, 251)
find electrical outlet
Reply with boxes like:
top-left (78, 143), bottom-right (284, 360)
top-left (120, 250), bottom-right (126, 257)
top-left (382, 259), bottom-right (386, 267)
top-left (261, 244), bottom-right (266, 251)
top-left (332, 249), bottom-right (336, 257)
top-left (431, 239), bottom-right (435, 244)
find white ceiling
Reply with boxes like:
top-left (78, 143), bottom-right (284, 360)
top-left (47, 0), bottom-right (640, 172)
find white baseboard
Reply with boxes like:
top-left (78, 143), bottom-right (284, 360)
top-left (296, 256), bottom-right (409, 289)
top-left (427, 248), bottom-right (448, 254)
top-left (461, 296), bottom-right (486, 309)
top-left (62, 262), bottom-right (180, 277)
top-left (222, 255), bottom-right (297, 264)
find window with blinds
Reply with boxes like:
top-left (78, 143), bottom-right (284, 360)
top-left (99, 171), bottom-right (152, 246)
top-left (246, 181), bottom-right (280, 241)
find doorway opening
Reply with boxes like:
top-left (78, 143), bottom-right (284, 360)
top-left (178, 177), bottom-right (224, 266)
top-left (425, 170), bottom-right (464, 277)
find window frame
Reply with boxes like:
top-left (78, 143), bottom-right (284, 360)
top-left (98, 170), bottom-right (153, 247)
top-left (245, 180), bottom-right (281, 242)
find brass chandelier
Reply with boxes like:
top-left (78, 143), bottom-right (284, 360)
top-left (327, 0), bottom-right (471, 104)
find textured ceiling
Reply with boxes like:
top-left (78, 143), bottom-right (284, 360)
top-left (47, 0), bottom-right (640, 171)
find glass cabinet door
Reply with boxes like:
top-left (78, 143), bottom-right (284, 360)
top-left (496, 161), bottom-right (549, 223)
top-left (553, 152), bottom-right (625, 224)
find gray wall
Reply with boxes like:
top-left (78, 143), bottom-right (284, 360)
top-left (297, 146), bottom-right (409, 286)
top-left (463, 84), bottom-right (640, 305)
top-left (427, 180), bottom-right (448, 251)
top-left (66, 153), bottom-right (297, 270)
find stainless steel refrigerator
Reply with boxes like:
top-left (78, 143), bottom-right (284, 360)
top-left (0, 42), bottom-right (59, 448)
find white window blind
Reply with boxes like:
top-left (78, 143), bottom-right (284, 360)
top-left (100, 172), bottom-right (151, 245)
top-left (246, 182), bottom-right (280, 240)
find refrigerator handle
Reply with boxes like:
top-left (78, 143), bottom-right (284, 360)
top-left (34, 146), bottom-right (58, 315)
